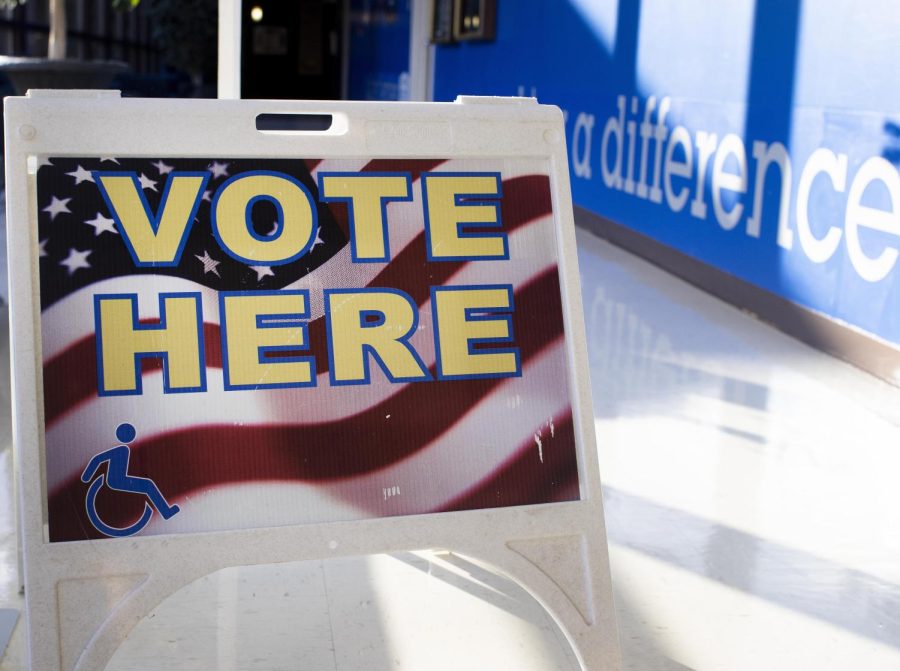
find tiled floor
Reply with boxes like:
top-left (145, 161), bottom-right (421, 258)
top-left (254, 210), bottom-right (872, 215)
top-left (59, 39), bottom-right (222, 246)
top-left (2, 229), bottom-right (900, 669)
top-left (580, 230), bottom-right (900, 669)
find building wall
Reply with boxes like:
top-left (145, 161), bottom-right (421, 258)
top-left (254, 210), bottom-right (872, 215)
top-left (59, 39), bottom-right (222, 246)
top-left (432, 0), bottom-right (900, 355)
top-left (346, 0), bottom-right (410, 100)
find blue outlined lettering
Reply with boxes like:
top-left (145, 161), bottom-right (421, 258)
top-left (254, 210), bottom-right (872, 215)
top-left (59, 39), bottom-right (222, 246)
top-left (422, 172), bottom-right (508, 262)
top-left (94, 292), bottom-right (207, 396)
top-left (93, 171), bottom-right (209, 268)
top-left (430, 284), bottom-right (522, 381)
top-left (324, 287), bottom-right (431, 386)
top-left (317, 172), bottom-right (413, 263)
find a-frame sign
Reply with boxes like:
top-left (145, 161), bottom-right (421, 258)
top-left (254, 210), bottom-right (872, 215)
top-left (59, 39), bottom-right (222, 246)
top-left (5, 91), bottom-right (621, 670)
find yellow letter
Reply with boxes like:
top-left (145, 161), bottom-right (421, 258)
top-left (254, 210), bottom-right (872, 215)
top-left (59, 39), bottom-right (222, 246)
top-left (95, 172), bottom-right (208, 266)
top-left (220, 291), bottom-right (314, 390)
top-left (431, 285), bottom-right (520, 379)
top-left (422, 173), bottom-right (507, 260)
top-left (95, 293), bottom-right (205, 395)
top-left (213, 172), bottom-right (316, 264)
top-left (319, 173), bottom-right (411, 261)
top-left (325, 289), bottom-right (429, 384)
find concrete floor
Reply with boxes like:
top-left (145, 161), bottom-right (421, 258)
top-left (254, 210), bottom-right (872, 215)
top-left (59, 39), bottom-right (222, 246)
top-left (2, 228), bottom-right (900, 669)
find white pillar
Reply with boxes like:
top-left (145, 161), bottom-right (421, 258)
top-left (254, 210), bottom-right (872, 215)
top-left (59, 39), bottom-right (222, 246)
top-left (218, 0), bottom-right (243, 99)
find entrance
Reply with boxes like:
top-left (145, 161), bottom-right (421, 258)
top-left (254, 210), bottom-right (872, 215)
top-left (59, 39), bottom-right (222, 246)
top-left (240, 0), bottom-right (343, 100)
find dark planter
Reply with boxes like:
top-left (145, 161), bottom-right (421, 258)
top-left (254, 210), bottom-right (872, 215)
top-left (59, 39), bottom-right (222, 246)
top-left (0, 58), bottom-right (127, 189)
top-left (0, 56), bottom-right (128, 95)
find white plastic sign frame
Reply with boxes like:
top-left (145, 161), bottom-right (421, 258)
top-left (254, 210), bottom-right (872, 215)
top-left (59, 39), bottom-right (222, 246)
top-left (5, 91), bottom-right (621, 670)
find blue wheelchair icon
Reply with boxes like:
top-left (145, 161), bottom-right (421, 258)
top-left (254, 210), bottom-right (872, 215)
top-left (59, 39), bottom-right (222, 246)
top-left (80, 423), bottom-right (180, 538)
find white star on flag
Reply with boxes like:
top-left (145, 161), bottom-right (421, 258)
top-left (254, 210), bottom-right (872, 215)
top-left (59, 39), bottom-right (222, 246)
top-left (138, 173), bottom-right (158, 191)
top-left (60, 248), bottom-right (91, 275)
top-left (250, 265), bottom-right (275, 281)
top-left (267, 221), bottom-right (279, 236)
top-left (312, 229), bottom-right (325, 248)
top-left (84, 212), bottom-right (118, 236)
top-left (38, 157), bottom-right (54, 168)
top-left (43, 196), bottom-right (72, 221)
top-left (195, 249), bottom-right (221, 277)
top-left (202, 189), bottom-right (212, 202)
top-left (38, 239), bottom-right (48, 258)
top-left (65, 165), bottom-right (94, 185)
top-left (152, 159), bottom-right (174, 175)
top-left (208, 161), bottom-right (230, 179)
top-left (100, 157), bottom-right (120, 164)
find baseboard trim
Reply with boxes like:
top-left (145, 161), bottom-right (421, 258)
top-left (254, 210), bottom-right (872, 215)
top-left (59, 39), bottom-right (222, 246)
top-left (574, 206), bottom-right (900, 387)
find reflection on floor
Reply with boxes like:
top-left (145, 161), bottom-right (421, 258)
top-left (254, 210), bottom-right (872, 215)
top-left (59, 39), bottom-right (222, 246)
top-left (106, 553), bottom-right (581, 671)
top-left (1, 229), bottom-right (900, 669)
top-left (581, 230), bottom-right (900, 670)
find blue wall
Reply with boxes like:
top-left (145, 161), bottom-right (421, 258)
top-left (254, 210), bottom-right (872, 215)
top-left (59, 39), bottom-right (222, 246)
top-left (347, 0), bottom-right (411, 100)
top-left (433, 0), bottom-right (900, 348)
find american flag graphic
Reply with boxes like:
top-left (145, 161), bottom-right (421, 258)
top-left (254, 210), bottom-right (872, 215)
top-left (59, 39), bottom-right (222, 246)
top-left (36, 155), bottom-right (579, 542)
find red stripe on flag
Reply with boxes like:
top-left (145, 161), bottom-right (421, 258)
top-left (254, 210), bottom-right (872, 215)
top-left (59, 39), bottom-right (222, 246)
top-left (48, 267), bottom-right (567, 541)
top-left (437, 411), bottom-right (578, 512)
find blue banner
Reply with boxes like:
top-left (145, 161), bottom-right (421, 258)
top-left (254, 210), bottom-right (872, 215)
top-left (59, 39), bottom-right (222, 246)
top-left (433, 0), bottom-right (900, 348)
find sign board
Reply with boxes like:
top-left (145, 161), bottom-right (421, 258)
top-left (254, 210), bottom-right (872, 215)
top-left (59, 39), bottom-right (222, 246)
top-left (5, 92), bottom-right (620, 670)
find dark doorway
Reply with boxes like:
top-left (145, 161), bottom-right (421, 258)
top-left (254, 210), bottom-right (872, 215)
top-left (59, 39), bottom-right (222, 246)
top-left (241, 0), bottom-right (343, 100)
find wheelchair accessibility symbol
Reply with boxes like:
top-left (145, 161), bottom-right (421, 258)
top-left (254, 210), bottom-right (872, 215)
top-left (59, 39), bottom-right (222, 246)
top-left (80, 423), bottom-right (180, 538)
